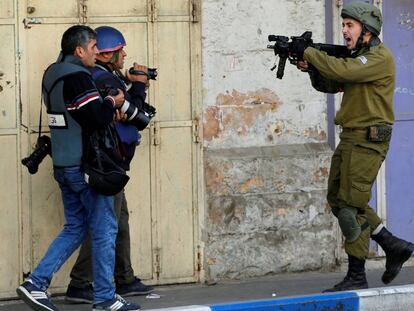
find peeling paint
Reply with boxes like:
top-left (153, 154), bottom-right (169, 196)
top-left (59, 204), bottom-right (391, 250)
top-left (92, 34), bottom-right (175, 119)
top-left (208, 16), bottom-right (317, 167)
top-left (276, 208), bottom-right (288, 217)
top-left (239, 176), bottom-right (264, 193)
top-left (221, 104), bottom-right (277, 135)
top-left (313, 167), bottom-right (329, 182)
top-left (303, 126), bottom-right (327, 141)
top-left (216, 88), bottom-right (281, 107)
top-left (204, 107), bottom-right (221, 141)
top-left (204, 89), bottom-right (282, 142)
top-left (267, 120), bottom-right (286, 141)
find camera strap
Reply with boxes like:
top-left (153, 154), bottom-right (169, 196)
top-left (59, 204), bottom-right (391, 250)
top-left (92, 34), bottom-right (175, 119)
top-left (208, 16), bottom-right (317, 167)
top-left (37, 91), bottom-right (45, 141)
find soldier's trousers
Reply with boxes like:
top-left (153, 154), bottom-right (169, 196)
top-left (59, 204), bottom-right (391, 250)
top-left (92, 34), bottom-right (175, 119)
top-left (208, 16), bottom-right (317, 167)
top-left (69, 190), bottom-right (136, 288)
top-left (327, 130), bottom-right (389, 259)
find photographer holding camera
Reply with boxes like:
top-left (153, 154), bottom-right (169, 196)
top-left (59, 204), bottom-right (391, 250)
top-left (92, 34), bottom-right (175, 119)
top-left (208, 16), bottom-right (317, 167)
top-left (65, 26), bottom-right (155, 304)
top-left (16, 25), bottom-right (141, 311)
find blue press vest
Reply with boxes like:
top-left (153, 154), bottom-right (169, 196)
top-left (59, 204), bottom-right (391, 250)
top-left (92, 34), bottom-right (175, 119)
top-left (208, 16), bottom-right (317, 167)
top-left (42, 55), bottom-right (91, 167)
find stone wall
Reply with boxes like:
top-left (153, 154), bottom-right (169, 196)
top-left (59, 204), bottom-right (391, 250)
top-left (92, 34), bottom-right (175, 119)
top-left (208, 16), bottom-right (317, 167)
top-left (201, 0), bottom-right (339, 280)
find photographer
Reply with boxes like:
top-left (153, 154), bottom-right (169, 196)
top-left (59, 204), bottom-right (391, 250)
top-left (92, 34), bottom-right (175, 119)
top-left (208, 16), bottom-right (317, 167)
top-left (296, 2), bottom-right (414, 292)
top-left (65, 26), bottom-right (154, 304)
top-left (16, 25), bottom-right (140, 311)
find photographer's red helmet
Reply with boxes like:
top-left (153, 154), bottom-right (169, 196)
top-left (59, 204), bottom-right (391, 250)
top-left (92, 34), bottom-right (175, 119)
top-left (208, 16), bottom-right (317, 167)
top-left (95, 26), bottom-right (126, 53)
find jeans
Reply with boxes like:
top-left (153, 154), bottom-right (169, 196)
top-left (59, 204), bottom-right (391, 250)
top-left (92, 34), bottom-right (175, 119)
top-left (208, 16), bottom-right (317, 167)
top-left (69, 189), bottom-right (135, 288)
top-left (29, 166), bottom-right (118, 303)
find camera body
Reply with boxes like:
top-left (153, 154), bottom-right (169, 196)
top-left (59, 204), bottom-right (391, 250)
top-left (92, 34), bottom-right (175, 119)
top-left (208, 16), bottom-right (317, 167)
top-left (129, 67), bottom-right (158, 80)
top-left (21, 135), bottom-right (52, 174)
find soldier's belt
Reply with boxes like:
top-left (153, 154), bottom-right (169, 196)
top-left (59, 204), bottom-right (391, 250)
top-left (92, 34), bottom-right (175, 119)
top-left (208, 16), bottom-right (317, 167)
top-left (342, 127), bottom-right (367, 133)
top-left (342, 125), bottom-right (392, 142)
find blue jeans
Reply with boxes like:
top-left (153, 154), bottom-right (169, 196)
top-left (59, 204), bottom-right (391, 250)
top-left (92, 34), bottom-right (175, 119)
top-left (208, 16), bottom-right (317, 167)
top-left (30, 166), bottom-right (118, 303)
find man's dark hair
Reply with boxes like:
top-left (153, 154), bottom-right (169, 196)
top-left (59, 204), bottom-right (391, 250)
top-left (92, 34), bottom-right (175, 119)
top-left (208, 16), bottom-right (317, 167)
top-left (61, 25), bottom-right (96, 56)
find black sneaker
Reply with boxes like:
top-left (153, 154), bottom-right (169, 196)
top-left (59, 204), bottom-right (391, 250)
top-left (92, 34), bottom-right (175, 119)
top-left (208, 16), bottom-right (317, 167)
top-left (65, 284), bottom-right (93, 304)
top-left (116, 277), bottom-right (154, 297)
top-left (92, 294), bottom-right (140, 311)
top-left (16, 280), bottom-right (58, 311)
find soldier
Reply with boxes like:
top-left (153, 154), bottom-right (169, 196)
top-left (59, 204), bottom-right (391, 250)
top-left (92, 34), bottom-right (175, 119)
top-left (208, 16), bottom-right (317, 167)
top-left (296, 2), bottom-right (414, 292)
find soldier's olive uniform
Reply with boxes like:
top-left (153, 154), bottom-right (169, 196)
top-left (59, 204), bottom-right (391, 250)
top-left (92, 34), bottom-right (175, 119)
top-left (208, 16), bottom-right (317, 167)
top-left (303, 41), bottom-right (395, 259)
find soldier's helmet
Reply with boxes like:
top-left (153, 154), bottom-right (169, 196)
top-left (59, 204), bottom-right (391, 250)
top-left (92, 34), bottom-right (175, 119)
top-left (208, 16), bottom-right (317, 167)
top-left (95, 26), bottom-right (126, 53)
top-left (341, 2), bottom-right (382, 36)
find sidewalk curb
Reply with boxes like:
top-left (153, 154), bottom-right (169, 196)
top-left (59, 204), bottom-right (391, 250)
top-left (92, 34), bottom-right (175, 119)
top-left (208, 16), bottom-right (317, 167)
top-left (145, 284), bottom-right (414, 311)
top-left (358, 285), bottom-right (414, 311)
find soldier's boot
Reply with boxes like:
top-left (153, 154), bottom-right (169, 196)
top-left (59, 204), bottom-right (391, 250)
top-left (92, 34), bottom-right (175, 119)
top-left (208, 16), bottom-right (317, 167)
top-left (371, 227), bottom-right (414, 284)
top-left (323, 255), bottom-right (368, 293)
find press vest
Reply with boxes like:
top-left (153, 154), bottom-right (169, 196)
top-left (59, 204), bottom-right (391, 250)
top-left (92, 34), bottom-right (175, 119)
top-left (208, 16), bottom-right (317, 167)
top-left (42, 55), bottom-right (91, 167)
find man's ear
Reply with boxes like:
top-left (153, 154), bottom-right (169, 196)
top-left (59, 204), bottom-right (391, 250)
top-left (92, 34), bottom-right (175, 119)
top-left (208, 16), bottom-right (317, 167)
top-left (74, 46), bottom-right (85, 58)
top-left (101, 52), bottom-right (114, 61)
top-left (363, 30), bottom-right (373, 43)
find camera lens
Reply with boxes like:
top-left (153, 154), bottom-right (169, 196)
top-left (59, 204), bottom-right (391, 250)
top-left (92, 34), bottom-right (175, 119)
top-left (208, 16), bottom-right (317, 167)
top-left (147, 68), bottom-right (158, 80)
top-left (120, 100), bottom-right (139, 121)
top-left (119, 101), bottom-right (156, 131)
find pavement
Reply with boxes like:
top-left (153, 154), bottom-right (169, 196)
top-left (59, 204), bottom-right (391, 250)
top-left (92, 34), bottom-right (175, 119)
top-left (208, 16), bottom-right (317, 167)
top-left (2, 263), bottom-right (414, 311)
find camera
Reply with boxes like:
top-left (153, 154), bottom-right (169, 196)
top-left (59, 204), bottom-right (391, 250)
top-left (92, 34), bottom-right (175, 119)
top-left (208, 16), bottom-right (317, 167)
top-left (129, 67), bottom-right (158, 80)
top-left (21, 135), bottom-right (52, 174)
top-left (99, 85), bottom-right (156, 131)
top-left (120, 101), bottom-right (156, 131)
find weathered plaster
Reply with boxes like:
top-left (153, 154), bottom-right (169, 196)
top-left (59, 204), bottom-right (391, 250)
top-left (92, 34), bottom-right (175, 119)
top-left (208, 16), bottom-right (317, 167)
top-left (202, 0), bottom-right (328, 149)
top-left (201, 0), bottom-right (337, 280)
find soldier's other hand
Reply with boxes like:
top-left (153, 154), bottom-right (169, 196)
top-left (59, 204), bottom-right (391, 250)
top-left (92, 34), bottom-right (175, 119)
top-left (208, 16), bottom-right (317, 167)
top-left (297, 60), bottom-right (309, 72)
top-left (111, 88), bottom-right (125, 108)
top-left (127, 63), bottom-right (148, 84)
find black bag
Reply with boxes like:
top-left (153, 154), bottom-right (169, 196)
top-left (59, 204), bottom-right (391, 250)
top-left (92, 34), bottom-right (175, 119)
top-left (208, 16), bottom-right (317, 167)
top-left (84, 130), bottom-right (129, 196)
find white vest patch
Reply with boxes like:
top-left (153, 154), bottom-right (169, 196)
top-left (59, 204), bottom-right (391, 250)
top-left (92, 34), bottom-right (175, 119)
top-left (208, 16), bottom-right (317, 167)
top-left (358, 56), bottom-right (368, 65)
top-left (48, 113), bottom-right (67, 127)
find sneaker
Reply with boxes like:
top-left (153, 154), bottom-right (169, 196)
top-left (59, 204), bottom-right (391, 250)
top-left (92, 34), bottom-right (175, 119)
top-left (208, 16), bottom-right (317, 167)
top-left (116, 277), bottom-right (154, 297)
top-left (92, 294), bottom-right (140, 311)
top-left (65, 284), bottom-right (93, 304)
top-left (16, 280), bottom-right (58, 311)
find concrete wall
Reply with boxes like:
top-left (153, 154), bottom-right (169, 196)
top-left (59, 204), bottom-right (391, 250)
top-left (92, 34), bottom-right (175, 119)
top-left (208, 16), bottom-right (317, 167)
top-left (201, 0), bottom-right (339, 280)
